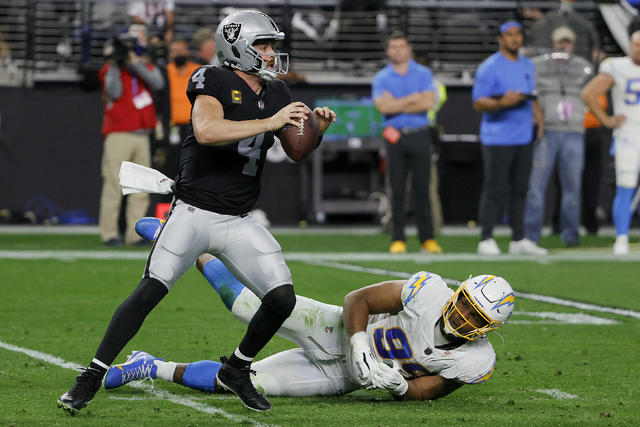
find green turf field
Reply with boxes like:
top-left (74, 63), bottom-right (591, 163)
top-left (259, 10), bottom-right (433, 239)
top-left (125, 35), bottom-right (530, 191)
top-left (1, 232), bottom-right (639, 425)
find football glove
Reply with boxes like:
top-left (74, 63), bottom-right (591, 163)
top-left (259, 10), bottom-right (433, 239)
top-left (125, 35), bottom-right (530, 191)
top-left (349, 332), bottom-right (379, 387)
top-left (371, 360), bottom-right (408, 396)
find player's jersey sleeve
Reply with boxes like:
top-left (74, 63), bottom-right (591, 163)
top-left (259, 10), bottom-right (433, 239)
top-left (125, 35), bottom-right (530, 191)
top-left (400, 271), bottom-right (445, 313)
top-left (445, 340), bottom-right (496, 384)
top-left (186, 65), bottom-right (224, 105)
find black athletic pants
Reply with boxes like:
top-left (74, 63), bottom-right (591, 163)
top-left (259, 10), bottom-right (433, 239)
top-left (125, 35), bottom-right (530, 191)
top-left (581, 127), bottom-right (610, 234)
top-left (387, 128), bottom-right (434, 243)
top-left (479, 143), bottom-right (534, 241)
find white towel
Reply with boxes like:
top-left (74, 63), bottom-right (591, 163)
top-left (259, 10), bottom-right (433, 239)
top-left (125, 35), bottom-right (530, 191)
top-left (119, 161), bottom-right (175, 195)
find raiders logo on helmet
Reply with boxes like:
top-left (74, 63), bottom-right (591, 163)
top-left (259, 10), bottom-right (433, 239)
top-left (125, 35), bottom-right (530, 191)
top-left (223, 23), bottom-right (241, 44)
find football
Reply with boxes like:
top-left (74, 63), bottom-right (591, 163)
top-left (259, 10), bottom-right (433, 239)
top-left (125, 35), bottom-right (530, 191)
top-left (279, 105), bottom-right (320, 162)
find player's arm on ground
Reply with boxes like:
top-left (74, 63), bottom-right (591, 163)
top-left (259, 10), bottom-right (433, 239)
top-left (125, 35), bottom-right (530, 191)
top-left (399, 374), bottom-right (463, 401)
top-left (192, 95), bottom-right (309, 145)
top-left (343, 281), bottom-right (404, 386)
top-left (581, 73), bottom-right (625, 128)
top-left (343, 280), bottom-right (405, 333)
top-left (345, 281), bottom-right (463, 400)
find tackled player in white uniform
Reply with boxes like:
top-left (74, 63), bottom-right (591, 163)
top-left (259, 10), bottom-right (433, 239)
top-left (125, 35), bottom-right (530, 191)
top-left (103, 238), bottom-right (514, 401)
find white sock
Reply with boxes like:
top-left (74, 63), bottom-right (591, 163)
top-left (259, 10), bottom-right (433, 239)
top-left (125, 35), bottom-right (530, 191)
top-left (91, 358), bottom-right (110, 370)
top-left (234, 348), bottom-right (253, 363)
top-left (154, 360), bottom-right (177, 382)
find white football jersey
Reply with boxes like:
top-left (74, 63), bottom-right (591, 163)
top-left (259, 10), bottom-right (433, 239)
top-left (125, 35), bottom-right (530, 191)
top-left (599, 57), bottom-right (640, 140)
top-left (364, 272), bottom-right (496, 384)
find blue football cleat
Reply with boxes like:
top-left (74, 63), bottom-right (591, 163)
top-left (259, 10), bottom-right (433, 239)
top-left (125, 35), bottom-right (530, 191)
top-left (135, 217), bottom-right (165, 242)
top-left (103, 351), bottom-right (162, 389)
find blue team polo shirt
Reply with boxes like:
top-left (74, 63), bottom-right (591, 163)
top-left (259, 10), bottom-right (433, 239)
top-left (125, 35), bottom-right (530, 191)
top-left (372, 59), bottom-right (434, 129)
top-left (472, 52), bottom-right (536, 145)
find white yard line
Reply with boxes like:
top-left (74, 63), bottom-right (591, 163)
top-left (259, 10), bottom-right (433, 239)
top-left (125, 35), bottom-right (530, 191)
top-left (1, 224), bottom-right (637, 237)
top-left (2, 250), bottom-right (640, 262)
top-left (0, 340), bottom-right (270, 426)
top-left (1, 251), bottom-right (639, 319)
top-left (0, 249), bottom-right (637, 318)
top-left (512, 312), bottom-right (618, 325)
top-left (302, 260), bottom-right (640, 320)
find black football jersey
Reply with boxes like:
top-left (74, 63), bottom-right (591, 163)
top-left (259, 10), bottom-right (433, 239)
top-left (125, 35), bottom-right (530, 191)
top-left (173, 65), bottom-right (291, 215)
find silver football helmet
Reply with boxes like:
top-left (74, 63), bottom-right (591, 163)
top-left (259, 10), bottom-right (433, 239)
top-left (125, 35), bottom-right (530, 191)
top-left (215, 10), bottom-right (289, 81)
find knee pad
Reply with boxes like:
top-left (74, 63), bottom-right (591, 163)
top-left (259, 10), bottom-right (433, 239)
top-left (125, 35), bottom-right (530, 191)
top-left (130, 277), bottom-right (168, 313)
top-left (262, 284), bottom-right (296, 318)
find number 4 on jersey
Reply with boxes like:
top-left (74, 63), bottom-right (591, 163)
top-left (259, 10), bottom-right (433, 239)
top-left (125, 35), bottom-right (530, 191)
top-left (191, 66), bottom-right (213, 89)
top-left (238, 134), bottom-right (266, 176)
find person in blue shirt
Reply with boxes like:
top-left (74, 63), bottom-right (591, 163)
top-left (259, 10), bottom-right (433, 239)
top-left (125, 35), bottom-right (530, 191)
top-left (372, 31), bottom-right (442, 254)
top-left (472, 21), bottom-right (546, 256)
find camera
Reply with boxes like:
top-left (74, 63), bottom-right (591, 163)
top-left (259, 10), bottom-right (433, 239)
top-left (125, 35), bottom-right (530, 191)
top-left (108, 34), bottom-right (139, 65)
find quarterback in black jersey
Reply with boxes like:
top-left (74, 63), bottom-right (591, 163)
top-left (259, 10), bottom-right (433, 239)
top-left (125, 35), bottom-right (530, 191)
top-left (175, 64), bottom-right (292, 215)
top-left (58, 10), bottom-right (336, 415)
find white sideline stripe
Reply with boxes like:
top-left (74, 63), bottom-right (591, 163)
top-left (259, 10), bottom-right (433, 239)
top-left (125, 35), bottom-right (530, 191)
top-left (536, 389), bottom-right (578, 400)
top-left (2, 249), bottom-right (640, 262)
top-left (1, 249), bottom-right (638, 319)
top-left (0, 340), bottom-right (269, 426)
top-left (303, 260), bottom-right (640, 320)
top-left (1, 224), bottom-right (638, 237)
top-left (512, 312), bottom-right (618, 325)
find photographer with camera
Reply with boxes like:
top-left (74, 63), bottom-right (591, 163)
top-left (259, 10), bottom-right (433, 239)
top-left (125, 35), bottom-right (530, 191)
top-left (98, 24), bottom-right (164, 246)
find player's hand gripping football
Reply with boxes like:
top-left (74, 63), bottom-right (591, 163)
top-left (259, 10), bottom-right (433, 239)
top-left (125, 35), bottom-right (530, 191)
top-left (311, 106), bottom-right (337, 134)
top-left (371, 360), bottom-right (409, 396)
top-left (349, 332), bottom-right (380, 387)
top-left (268, 102), bottom-right (310, 131)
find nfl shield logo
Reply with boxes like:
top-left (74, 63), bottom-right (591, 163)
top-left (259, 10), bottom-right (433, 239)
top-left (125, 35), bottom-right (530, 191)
top-left (257, 100), bottom-right (264, 110)
top-left (223, 23), bottom-right (241, 44)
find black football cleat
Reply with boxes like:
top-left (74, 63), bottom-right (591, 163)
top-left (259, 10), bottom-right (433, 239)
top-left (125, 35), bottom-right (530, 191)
top-left (57, 368), bottom-right (103, 415)
top-left (215, 356), bottom-right (271, 412)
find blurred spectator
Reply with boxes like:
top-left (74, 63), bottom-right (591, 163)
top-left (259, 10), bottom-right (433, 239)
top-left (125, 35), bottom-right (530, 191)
top-left (98, 25), bottom-right (164, 246)
top-left (528, 0), bottom-right (602, 63)
top-left (427, 78), bottom-right (447, 235)
top-left (0, 32), bottom-right (19, 84)
top-left (581, 28), bottom-right (640, 255)
top-left (163, 39), bottom-right (200, 179)
top-left (524, 27), bottom-right (593, 247)
top-left (192, 27), bottom-right (219, 66)
top-left (128, 0), bottom-right (175, 43)
top-left (372, 31), bottom-right (442, 254)
top-left (472, 21), bottom-right (546, 256)
top-left (581, 94), bottom-right (611, 235)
